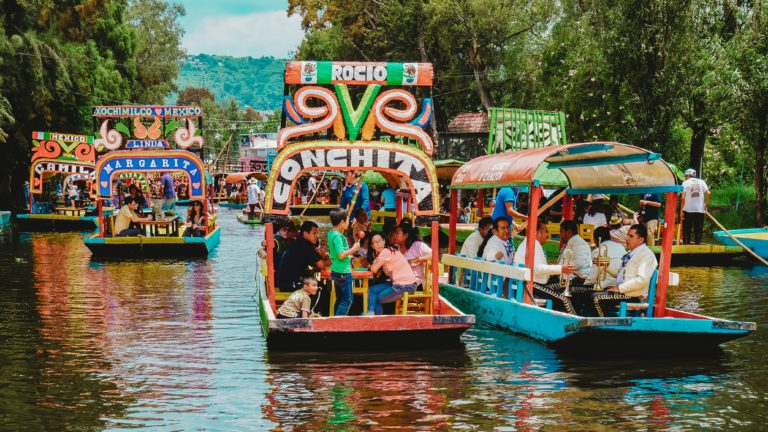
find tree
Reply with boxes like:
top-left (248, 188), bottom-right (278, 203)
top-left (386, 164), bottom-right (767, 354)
top-left (125, 0), bottom-right (186, 103)
top-left (176, 86), bottom-right (215, 106)
top-left (0, 94), bottom-right (13, 143)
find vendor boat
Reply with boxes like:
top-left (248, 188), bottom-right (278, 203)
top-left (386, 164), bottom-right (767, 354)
top-left (258, 60), bottom-right (474, 351)
top-left (17, 131), bottom-right (111, 231)
top-left (83, 105), bottom-right (220, 257)
top-left (440, 142), bottom-right (755, 354)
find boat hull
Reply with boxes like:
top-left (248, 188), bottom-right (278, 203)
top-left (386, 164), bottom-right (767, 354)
top-left (258, 286), bottom-right (474, 351)
top-left (16, 213), bottom-right (97, 231)
top-left (84, 226), bottom-right (221, 257)
top-left (714, 228), bottom-right (768, 259)
top-left (236, 213), bottom-right (264, 225)
top-left (439, 283), bottom-right (754, 355)
top-left (290, 204), bottom-right (338, 216)
top-left (0, 211), bottom-right (10, 225)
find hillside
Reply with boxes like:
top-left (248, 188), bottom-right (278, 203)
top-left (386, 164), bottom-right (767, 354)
top-left (172, 54), bottom-right (286, 109)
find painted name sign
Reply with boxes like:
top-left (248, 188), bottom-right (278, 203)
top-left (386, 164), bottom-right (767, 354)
top-left (126, 139), bottom-right (168, 149)
top-left (270, 145), bottom-right (435, 213)
top-left (31, 160), bottom-right (95, 194)
top-left (285, 61), bottom-right (433, 86)
top-left (32, 131), bottom-right (93, 143)
top-left (96, 152), bottom-right (204, 198)
top-left (92, 106), bottom-right (203, 118)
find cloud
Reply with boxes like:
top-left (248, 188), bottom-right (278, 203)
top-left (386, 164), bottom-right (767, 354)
top-left (183, 10), bottom-right (304, 58)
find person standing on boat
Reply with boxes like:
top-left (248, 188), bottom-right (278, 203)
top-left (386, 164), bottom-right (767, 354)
top-left (160, 171), bottom-right (177, 212)
top-left (590, 224), bottom-right (658, 317)
top-left (557, 220), bottom-right (592, 283)
top-left (380, 185), bottom-right (397, 212)
top-left (328, 209), bottom-right (361, 316)
top-left (329, 176), bottom-right (340, 204)
top-left (513, 220), bottom-right (577, 314)
top-left (491, 187), bottom-right (527, 225)
top-left (681, 168), bottom-right (710, 245)
top-left (482, 217), bottom-right (516, 264)
top-left (246, 178), bottom-right (262, 220)
top-left (460, 216), bottom-right (494, 258)
top-left (639, 192), bottom-right (661, 246)
top-left (278, 221), bottom-right (329, 292)
top-left (339, 171), bottom-right (370, 219)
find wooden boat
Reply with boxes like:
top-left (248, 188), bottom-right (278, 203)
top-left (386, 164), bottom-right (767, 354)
top-left (714, 228), bottom-right (768, 259)
top-left (290, 203), bottom-right (338, 216)
top-left (258, 60), bottom-right (474, 351)
top-left (17, 131), bottom-right (104, 231)
top-left (236, 212), bottom-right (264, 225)
top-left (83, 105), bottom-right (220, 258)
top-left (440, 142), bottom-right (755, 354)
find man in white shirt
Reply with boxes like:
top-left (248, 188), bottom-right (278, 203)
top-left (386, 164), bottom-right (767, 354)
top-left (590, 224), bottom-right (658, 317)
top-left (460, 216), bottom-right (493, 258)
top-left (585, 227), bottom-right (625, 288)
top-left (557, 220), bottom-right (592, 283)
top-left (513, 221), bottom-right (576, 313)
top-left (246, 178), bottom-right (262, 220)
top-left (482, 217), bottom-right (515, 264)
top-left (681, 168), bottom-right (710, 245)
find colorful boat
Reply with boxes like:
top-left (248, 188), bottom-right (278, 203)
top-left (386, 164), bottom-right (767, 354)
top-left (0, 210), bottom-right (10, 225)
top-left (440, 142), bottom-right (755, 354)
top-left (16, 131), bottom-right (109, 231)
top-left (83, 105), bottom-right (220, 257)
top-left (714, 228), bottom-right (768, 259)
top-left (258, 60), bottom-right (474, 351)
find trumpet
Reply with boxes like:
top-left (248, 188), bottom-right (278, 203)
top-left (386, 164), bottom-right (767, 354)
top-left (594, 240), bottom-right (610, 291)
top-left (560, 248), bottom-right (574, 297)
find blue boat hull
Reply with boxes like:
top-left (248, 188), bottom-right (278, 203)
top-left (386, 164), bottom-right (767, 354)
top-left (714, 228), bottom-right (768, 259)
top-left (440, 283), bottom-right (754, 354)
top-left (16, 213), bottom-right (98, 231)
top-left (0, 211), bottom-right (10, 225)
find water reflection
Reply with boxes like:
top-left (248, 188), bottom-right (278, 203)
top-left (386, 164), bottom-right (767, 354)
top-left (0, 211), bottom-right (766, 430)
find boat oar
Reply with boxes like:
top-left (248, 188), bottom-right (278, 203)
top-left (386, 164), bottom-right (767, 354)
top-left (300, 171), bottom-right (327, 218)
top-left (345, 171), bottom-right (367, 221)
top-left (706, 211), bottom-right (768, 266)
top-left (536, 189), bottom-right (567, 216)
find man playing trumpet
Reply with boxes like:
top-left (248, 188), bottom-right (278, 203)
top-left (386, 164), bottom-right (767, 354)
top-left (585, 227), bottom-right (625, 289)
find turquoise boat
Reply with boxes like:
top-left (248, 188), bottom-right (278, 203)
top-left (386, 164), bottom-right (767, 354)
top-left (0, 210), bottom-right (10, 225)
top-left (441, 142), bottom-right (755, 354)
top-left (714, 228), bottom-right (768, 259)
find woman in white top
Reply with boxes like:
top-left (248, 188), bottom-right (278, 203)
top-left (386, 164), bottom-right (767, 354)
top-left (395, 220), bottom-right (432, 289)
top-left (582, 201), bottom-right (607, 227)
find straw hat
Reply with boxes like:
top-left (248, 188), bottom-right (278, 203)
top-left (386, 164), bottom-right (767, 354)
top-left (248, 177), bottom-right (258, 184)
top-left (609, 214), bottom-right (623, 226)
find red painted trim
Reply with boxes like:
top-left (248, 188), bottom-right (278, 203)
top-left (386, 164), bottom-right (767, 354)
top-left (431, 220), bottom-right (440, 314)
top-left (265, 222), bottom-right (277, 312)
top-left (654, 192), bottom-right (677, 317)
top-left (448, 190), bottom-right (458, 255)
top-left (395, 191), bottom-right (403, 223)
top-left (303, 315), bottom-right (472, 332)
top-left (563, 194), bottom-right (574, 221)
top-left (97, 200), bottom-right (104, 238)
top-left (524, 185), bottom-right (542, 304)
top-left (476, 190), bottom-right (484, 217)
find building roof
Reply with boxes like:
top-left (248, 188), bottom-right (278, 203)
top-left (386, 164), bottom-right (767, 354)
top-left (447, 112), bottom-right (489, 133)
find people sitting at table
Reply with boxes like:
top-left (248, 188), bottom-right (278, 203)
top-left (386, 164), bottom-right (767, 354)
top-left (278, 220), bottom-right (330, 292)
top-left (589, 224), bottom-right (658, 317)
top-left (276, 277), bottom-right (320, 319)
top-left (585, 227), bottom-right (624, 288)
top-left (127, 184), bottom-right (148, 211)
top-left (460, 216), bottom-right (494, 259)
top-left (182, 200), bottom-right (206, 237)
top-left (513, 220), bottom-right (577, 314)
top-left (367, 233), bottom-right (418, 315)
top-left (114, 197), bottom-right (152, 237)
top-left (482, 217), bottom-right (516, 264)
top-left (558, 220), bottom-right (592, 283)
top-left (395, 220), bottom-right (432, 290)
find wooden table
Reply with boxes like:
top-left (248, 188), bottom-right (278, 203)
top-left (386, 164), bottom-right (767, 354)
top-left (320, 269), bottom-right (374, 316)
top-left (140, 215), bottom-right (180, 237)
top-left (54, 207), bottom-right (85, 216)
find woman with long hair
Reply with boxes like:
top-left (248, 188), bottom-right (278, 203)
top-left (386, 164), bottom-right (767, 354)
top-left (366, 233), bottom-right (417, 315)
top-left (182, 200), bottom-right (206, 237)
top-left (394, 219), bottom-right (432, 290)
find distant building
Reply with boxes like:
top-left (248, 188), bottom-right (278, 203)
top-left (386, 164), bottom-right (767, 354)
top-left (437, 112), bottom-right (489, 161)
top-left (239, 133), bottom-right (277, 173)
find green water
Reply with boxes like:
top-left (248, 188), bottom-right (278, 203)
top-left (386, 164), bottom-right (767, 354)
top-left (0, 210), bottom-right (766, 430)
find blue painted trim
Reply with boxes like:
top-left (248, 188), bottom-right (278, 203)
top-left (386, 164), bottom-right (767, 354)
top-left (532, 179), bottom-right (540, 187)
top-left (549, 143), bottom-right (613, 156)
top-left (568, 185), bottom-right (682, 195)
top-left (547, 152), bottom-right (662, 169)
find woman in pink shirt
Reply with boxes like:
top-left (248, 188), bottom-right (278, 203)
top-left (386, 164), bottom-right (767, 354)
top-left (366, 234), bottom-right (417, 315)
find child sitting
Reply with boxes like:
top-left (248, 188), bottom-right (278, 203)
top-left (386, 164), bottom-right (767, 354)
top-left (276, 277), bottom-right (319, 319)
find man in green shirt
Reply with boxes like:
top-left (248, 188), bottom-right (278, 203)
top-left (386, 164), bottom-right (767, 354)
top-left (328, 209), bottom-right (360, 316)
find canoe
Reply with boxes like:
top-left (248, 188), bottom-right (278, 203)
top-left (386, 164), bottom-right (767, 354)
top-left (236, 213), bottom-right (264, 225)
top-left (84, 225), bottom-right (221, 258)
top-left (714, 228), bottom-right (768, 259)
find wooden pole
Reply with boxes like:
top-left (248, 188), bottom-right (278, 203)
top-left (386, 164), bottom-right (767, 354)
top-left (300, 171), bottom-right (327, 217)
top-left (523, 185), bottom-right (542, 305)
top-left (265, 222), bottom-right (277, 311)
top-left (97, 199), bottom-right (104, 238)
top-left (345, 172), bottom-right (366, 221)
top-left (536, 189), bottom-right (566, 216)
top-left (448, 189), bottom-right (458, 284)
top-left (431, 220), bottom-right (440, 314)
top-left (618, 203), bottom-right (636, 216)
top-left (655, 192), bottom-right (677, 317)
top-left (476, 189), bottom-right (484, 218)
top-left (562, 194), bottom-right (574, 221)
top-left (395, 190), bottom-right (403, 224)
top-left (707, 211), bottom-right (768, 266)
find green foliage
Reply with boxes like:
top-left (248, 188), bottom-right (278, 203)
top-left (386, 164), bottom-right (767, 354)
top-left (173, 54), bottom-right (285, 110)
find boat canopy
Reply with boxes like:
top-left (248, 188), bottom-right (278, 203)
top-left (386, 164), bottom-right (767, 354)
top-left (225, 172), bottom-right (267, 183)
top-left (450, 142), bottom-right (681, 194)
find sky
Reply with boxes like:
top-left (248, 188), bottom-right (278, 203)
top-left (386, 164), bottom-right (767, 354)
top-left (176, 0), bottom-right (304, 58)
